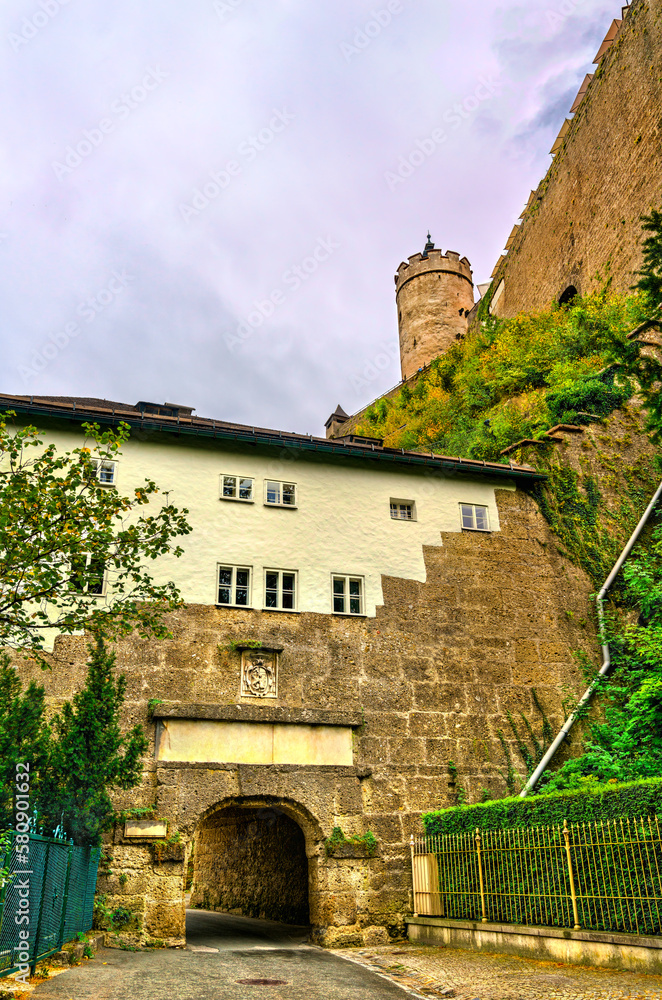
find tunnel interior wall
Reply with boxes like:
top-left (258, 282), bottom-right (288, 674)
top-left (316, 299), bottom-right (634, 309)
top-left (191, 806), bottom-right (310, 925)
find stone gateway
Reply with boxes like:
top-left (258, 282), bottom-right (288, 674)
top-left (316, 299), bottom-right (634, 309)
top-left (1, 393), bottom-right (599, 947)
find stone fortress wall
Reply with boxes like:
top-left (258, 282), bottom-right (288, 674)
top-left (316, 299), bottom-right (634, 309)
top-left (489, 0), bottom-right (662, 317)
top-left (16, 472), bottom-right (598, 947)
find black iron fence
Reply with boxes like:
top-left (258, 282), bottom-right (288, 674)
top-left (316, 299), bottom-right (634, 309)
top-left (0, 830), bottom-right (100, 977)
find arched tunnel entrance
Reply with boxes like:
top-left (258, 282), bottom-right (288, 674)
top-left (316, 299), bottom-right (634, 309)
top-left (190, 804), bottom-right (310, 925)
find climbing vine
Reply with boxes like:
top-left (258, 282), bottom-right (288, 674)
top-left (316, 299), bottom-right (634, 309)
top-left (531, 449), bottom-right (660, 586)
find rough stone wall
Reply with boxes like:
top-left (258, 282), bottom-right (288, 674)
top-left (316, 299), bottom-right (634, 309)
top-left (14, 484), bottom-right (597, 947)
top-left (191, 806), bottom-right (309, 924)
top-left (492, 0), bottom-right (662, 318)
top-left (504, 403), bottom-right (661, 553)
top-left (396, 250), bottom-right (474, 378)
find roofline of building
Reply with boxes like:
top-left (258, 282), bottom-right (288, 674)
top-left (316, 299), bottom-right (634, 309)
top-left (0, 394), bottom-right (546, 483)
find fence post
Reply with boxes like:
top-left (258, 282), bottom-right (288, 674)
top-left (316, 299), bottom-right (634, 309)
top-left (475, 828), bottom-right (488, 923)
top-left (562, 819), bottom-right (581, 930)
top-left (31, 841), bottom-right (50, 975)
top-left (410, 835), bottom-right (419, 918)
top-left (56, 843), bottom-right (74, 951)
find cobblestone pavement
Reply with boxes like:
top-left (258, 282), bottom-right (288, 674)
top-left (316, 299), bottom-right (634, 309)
top-left (338, 943), bottom-right (662, 1000)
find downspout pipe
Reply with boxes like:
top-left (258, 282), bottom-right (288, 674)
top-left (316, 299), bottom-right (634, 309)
top-left (519, 479), bottom-right (662, 798)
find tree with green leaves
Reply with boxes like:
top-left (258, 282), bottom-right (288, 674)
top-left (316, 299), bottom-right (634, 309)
top-left (0, 413), bottom-right (191, 662)
top-left (608, 208), bottom-right (662, 440)
top-left (0, 653), bottom-right (50, 829)
top-left (541, 516), bottom-right (662, 792)
top-left (0, 638), bottom-right (148, 845)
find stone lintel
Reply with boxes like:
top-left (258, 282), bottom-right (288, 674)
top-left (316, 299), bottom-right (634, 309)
top-left (236, 644), bottom-right (283, 653)
top-left (152, 703), bottom-right (364, 727)
top-left (154, 761), bottom-right (364, 774)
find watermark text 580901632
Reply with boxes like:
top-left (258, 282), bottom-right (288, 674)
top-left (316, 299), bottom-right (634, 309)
top-left (14, 763), bottom-right (32, 984)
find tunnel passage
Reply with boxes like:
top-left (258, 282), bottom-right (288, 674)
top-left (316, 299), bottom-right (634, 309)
top-left (190, 805), bottom-right (310, 925)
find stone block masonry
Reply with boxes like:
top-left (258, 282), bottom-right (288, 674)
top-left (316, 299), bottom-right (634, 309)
top-left (13, 484), bottom-right (597, 946)
top-left (492, 0), bottom-right (662, 317)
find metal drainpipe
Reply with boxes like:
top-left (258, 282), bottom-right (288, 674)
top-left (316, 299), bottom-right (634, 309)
top-left (519, 478), bottom-right (662, 798)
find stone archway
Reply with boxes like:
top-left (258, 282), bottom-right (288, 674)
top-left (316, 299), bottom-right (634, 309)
top-left (190, 801), bottom-right (311, 925)
top-left (559, 284), bottom-right (578, 306)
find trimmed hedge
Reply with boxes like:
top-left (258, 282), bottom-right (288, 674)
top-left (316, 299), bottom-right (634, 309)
top-left (422, 777), bottom-right (662, 836)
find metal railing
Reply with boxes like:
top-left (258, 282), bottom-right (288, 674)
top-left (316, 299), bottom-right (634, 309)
top-left (411, 815), bottom-right (662, 935)
top-left (0, 831), bottom-right (100, 977)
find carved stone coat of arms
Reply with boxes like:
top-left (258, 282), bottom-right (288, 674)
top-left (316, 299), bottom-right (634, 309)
top-left (240, 647), bottom-right (279, 698)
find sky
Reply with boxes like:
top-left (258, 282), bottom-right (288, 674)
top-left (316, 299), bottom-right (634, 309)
top-left (0, 0), bottom-right (623, 434)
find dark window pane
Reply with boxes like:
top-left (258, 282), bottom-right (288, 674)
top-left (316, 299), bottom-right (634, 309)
top-left (333, 596), bottom-right (345, 613)
top-left (218, 568), bottom-right (232, 587)
top-left (475, 507), bottom-right (488, 530)
top-left (218, 588), bottom-right (231, 605)
top-left (266, 572), bottom-right (278, 590)
top-left (333, 578), bottom-right (344, 595)
top-left (265, 590), bottom-right (277, 608)
top-left (70, 556), bottom-right (87, 592)
top-left (282, 574), bottom-right (295, 591)
top-left (236, 589), bottom-right (248, 605)
top-left (282, 484), bottom-right (296, 505)
top-left (236, 570), bottom-right (249, 588)
top-left (282, 592), bottom-right (294, 609)
top-left (223, 477), bottom-right (236, 497)
top-left (349, 580), bottom-right (360, 597)
top-left (349, 597), bottom-right (360, 614)
top-left (88, 560), bottom-right (105, 595)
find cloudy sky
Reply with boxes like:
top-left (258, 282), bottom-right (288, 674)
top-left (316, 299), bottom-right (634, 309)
top-left (0, 0), bottom-right (621, 433)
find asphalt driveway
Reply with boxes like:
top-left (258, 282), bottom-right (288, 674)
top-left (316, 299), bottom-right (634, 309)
top-left (30, 910), bottom-right (414, 1000)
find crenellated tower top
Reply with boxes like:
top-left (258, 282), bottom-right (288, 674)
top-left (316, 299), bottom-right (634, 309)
top-left (395, 237), bottom-right (474, 379)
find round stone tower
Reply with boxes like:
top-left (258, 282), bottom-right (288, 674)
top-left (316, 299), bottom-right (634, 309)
top-left (395, 235), bottom-right (474, 380)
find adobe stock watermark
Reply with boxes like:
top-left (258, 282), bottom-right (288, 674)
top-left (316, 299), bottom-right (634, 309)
top-left (52, 67), bottom-right (169, 181)
top-left (213, 0), bottom-right (247, 21)
top-left (546, 0), bottom-right (586, 31)
top-left (350, 341), bottom-right (399, 395)
top-left (224, 236), bottom-right (339, 351)
top-left (340, 0), bottom-right (408, 62)
top-left (8, 0), bottom-right (73, 53)
top-left (18, 270), bottom-right (135, 382)
top-left (385, 74), bottom-right (502, 191)
top-left (14, 763), bottom-right (31, 986)
top-left (179, 108), bottom-right (295, 223)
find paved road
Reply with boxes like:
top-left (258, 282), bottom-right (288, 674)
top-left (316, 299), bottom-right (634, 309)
top-left (31, 910), bottom-right (414, 999)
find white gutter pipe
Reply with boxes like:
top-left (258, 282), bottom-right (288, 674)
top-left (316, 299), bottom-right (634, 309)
top-left (519, 478), bottom-right (662, 797)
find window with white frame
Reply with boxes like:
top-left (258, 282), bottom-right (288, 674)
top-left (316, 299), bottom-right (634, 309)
top-left (220, 475), bottom-right (254, 502)
top-left (264, 570), bottom-right (297, 611)
top-left (91, 459), bottom-right (116, 485)
top-left (460, 503), bottom-right (490, 531)
top-left (332, 575), bottom-right (364, 615)
top-left (264, 480), bottom-right (297, 508)
top-left (217, 565), bottom-right (251, 606)
top-left (70, 555), bottom-right (106, 596)
top-left (390, 499), bottom-right (415, 521)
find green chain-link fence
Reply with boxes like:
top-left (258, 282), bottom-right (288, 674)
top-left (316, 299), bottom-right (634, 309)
top-left (0, 831), bottom-right (100, 977)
